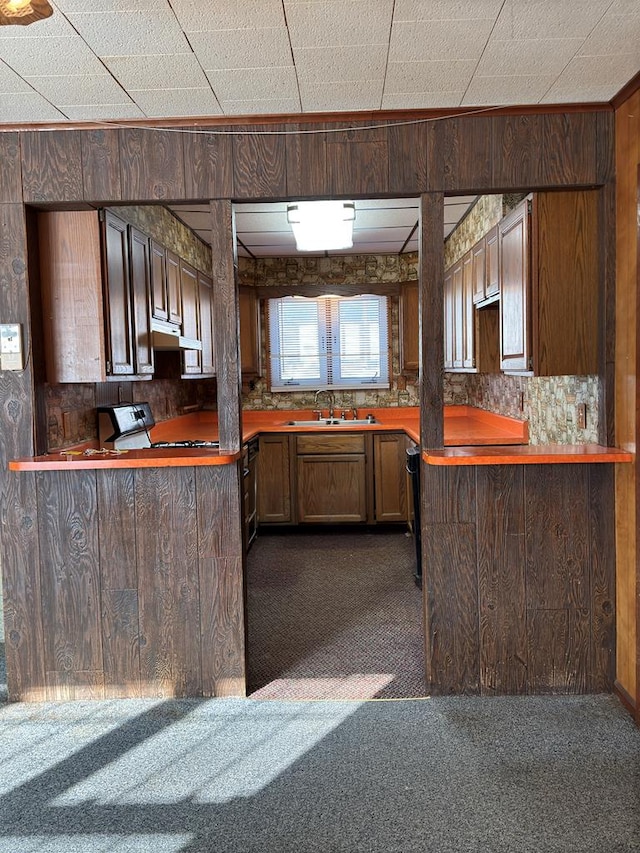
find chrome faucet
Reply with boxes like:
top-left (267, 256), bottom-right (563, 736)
top-left (314, 389), bottom-right (335, 419)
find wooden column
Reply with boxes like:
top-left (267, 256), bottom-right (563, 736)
top-left (419, 192), bottom-right (444, 449)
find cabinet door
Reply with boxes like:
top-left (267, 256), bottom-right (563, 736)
top-left (297, 454), bottom-right (367, 523)
top-left (150, 240), bottom-right (168, 321)
top-left (400, 281), bottom-right (419, 373)
top-left (166, 250), bottom-right (182, 326)
top-left (373, 433), bottom-right (408, 522)
top-left (443, 268), bottom-right (454, 370)
top-left (103, 211), bottom-right (135, 375)
top-left (485, 225), bottom-right (500, 298)
top-left (471, 238), bottom-right (486, 304)
top-left (198, 271), bottom-right (215, 376)
top-left (452, 259), bottom-right (464, 369)
top-left (239, 286), bottom-right (261, 377)
top-left (257, 434), bottom-right (292, 523)
top-left (180, 260), bottom-right (201, 374)
top-left (129, 226), bottom-right (154, 375)
top-left (499, 200), bottom-right (531, 372)
top-left (462, 250), bottom-right (475, 370)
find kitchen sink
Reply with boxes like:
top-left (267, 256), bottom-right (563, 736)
top-left (286, 418), bottom-right (378, 426)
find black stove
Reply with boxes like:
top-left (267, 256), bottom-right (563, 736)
top-left (150, 440), bottom-right (220, 449)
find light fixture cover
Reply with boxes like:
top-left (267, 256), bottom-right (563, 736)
top-left (287, 200), bottom-right (355, 252)
top-left (0, 0), bottom-right (53, 26)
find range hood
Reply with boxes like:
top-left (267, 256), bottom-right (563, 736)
top-left (151, 318), bottom-right (202, 351)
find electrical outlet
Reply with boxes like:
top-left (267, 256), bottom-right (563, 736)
top-left (577, 403), bottom-right (587, 430)
top-left (0, 323), bottom-right (24, 371)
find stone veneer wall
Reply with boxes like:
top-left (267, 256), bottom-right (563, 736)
top-left (444, 372), bottom-right (600, 445)
top-left (239, 253), bottom-right (421, 411)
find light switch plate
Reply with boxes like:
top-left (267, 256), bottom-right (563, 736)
top-left (0, 323), bottom-right (24, 371)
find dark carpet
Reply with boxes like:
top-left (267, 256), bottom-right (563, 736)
top-left (0, 694), bottom-right (638, 852)
top-left (246, 528), bottom-right (426, 700)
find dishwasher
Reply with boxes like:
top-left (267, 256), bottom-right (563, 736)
top-left (405, 445), bottom-right (422, 588)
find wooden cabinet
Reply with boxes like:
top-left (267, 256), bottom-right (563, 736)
top-left (258, 433), bottom-right (292, 524)
top-left (444, 252), bottom-right (475, 372)
top-left (296, 433), bottom-right (368, 524)
top-left (39, 209), bottom-right (154, 383)
top-left (399, 281), bottom-right (419, 373)
top-left (150, 242), bottom-right (182, 327)
top-left (499, 192), bottom-right (598, 375)
top-left (485, 225), bottom-right (500, 300)
top-left (239, 286), bottom-right (261, 379)
top-left (471, 238), bottom-right (486, 304)
top-left (180, 260), bottom-right (201, 376)
top-left (443, 268), bottom-right (454, 370)
top-left (373, 432), bottom-right (408, 522)
top-left (198, 271), bottom-right (216, 376)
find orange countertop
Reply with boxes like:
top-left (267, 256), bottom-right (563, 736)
top-left (423, 444), bottom-right (633, 466)
top-left (10, 404), bottom-right (628, 471)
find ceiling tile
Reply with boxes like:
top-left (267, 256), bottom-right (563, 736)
top-left (539, 83), bottom-right (617, 103)
top-left (61, 102), bottom-right (146, 120)
top-left (382, 91), bottom-right (464, 109)
top-left (294, 46), bottom-right (387, 83)
top-left (205, 66), bottom-right (299, 102)
top-left (462, 74), bottom-right (557, 105)
top-left (477, 38), bottom-right (583, 77)
top-left (552, 52), bottom-right (639, 86)
top-left (0, 92), bottom-right (67, 122)
top-left (286, 0), bottom-right (393, 49)
top-left (0, 61), bottom-right (32, 93)
top-left (385, 60), bottom-right (476, 93)
top-left (299, 80), bottom-right (382, 111)
top-left (172, 0), bottom-right (285, 31)
top-left (389, 20), bottom-right (494, 63)
top-left (394, 0), bottom-right (504, 21)
top-left (492, 0), bottom-right (610, 40)
top-left (220, 98), bottom-right (301, 115)
top-left (25, 74), bottom-right (129, 105)
top-left (104, 54), bottom-right (210, 90)
top-left (607, 0), bottom-right (640, 14)
top-left (53, 0), bottom-right (161, 10)
top-left (64, 10), bottom-right (190, 56)
top-left (0, 36), bottom-right (106, 77)
top-left (578, 13), bottom-right (640, 55)
top-left (0, 8), bottom-right (77, 37)
top-left (130, 88), bottom-right (223, 117)
top-left (188, 28), bottom-right (292, 69)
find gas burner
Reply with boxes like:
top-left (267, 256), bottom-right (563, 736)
top-left (150, 440), bottom-right (220, 449)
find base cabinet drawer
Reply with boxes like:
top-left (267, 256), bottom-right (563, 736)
top-left (297, 453), bottom-right (367, 523)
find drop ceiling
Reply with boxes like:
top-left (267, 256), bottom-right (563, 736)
top-left (0, 1), bottom-right (638, 125)
top-left (169, 197), bottom-right (478, 257)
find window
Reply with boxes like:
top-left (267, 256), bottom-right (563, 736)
top-left (268, 294), bottom-right (389, 391)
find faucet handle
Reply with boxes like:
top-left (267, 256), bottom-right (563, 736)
top-left (312, 409), bottom-right (323, 421)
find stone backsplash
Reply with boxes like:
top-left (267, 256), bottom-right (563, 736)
top-left (444, 372), bottom-right (600, 444)
top-left (238, 252), bottom-right (419, 287)
top-left (444, 193), bottom-right (528, 269)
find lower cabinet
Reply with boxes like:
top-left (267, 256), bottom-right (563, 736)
top-left (257, 434), bottom-right (293, 524)
top-left (373, 432), bottom-right (408, 522)
top-left (242, 438), bottom-right (258, 552)
top-left (296, 433), bottom-right (368, 523)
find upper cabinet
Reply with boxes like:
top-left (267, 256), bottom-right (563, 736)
top-left (499, 192), bottom-right (598, 375)
top-left (239, 286), bottom-right (262, 380)
top-left (399, 281), bottom-right (419, 373)
top-left (150, 241), bottom-right (182, 327)
top-left (39, 209), bottom-right (154, 383)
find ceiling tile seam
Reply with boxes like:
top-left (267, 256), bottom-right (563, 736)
top-left (459, 0), bottom-right (509, 107)
top-left (536, 0), bottom-right (617, 104)
top-left (378, 0), bottom-right (396, 110)
top-left (280, 0), bottom-right (304, 117)
top-left (0, 59), bottom-right (71, 120)
top-left (165, 0), bottom-right (224, 115)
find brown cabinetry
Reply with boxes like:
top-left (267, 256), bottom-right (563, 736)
top-left (296, 433), bottom-right (368, 524)
top-left (180, 260), bottom-right (201, 376)
top-left (373, 432), bottom-right (408, 522)
top-left (485, 225), bottom-right (500, 300)
top-left (39, 209), bottom-right (154, 383)
top-left (257, 434), bottom-right (293, 524)
top-left (198, 271), bottom-right (216, 376)
top-left (399, 281), bottom-right (419, 373)
top-left (150, 242), bottom-right (182, 327)
top-left (239, 286), bottom-right (261, 380)
top-left (499, 192), bottom-right (598, 375)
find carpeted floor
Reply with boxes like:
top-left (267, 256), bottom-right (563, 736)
top-left (0, 693), bottom-right (638, 852)
top-left (246, 528), bottom-right (425, 700)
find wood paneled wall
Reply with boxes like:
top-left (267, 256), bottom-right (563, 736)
top-left (0, 108), bottom-right (622, 701)
top-left (615, 91), bottom-right (640, 717)
top-left (422, 463), bottom-right (615, 695)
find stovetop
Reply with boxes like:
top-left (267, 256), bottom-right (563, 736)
top-left (150, 440), bottom-right (220, 449)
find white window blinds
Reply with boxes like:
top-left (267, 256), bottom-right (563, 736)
top-left (268, 294), bottom-right (389, 391)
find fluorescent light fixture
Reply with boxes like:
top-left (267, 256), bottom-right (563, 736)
top-left (0, 0), bottom-right (52, 25)
top-left (287, 201), bottom-right (355, 252)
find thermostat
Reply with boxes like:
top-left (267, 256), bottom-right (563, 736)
top-left (0, 324), bottom-right (24, 371)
